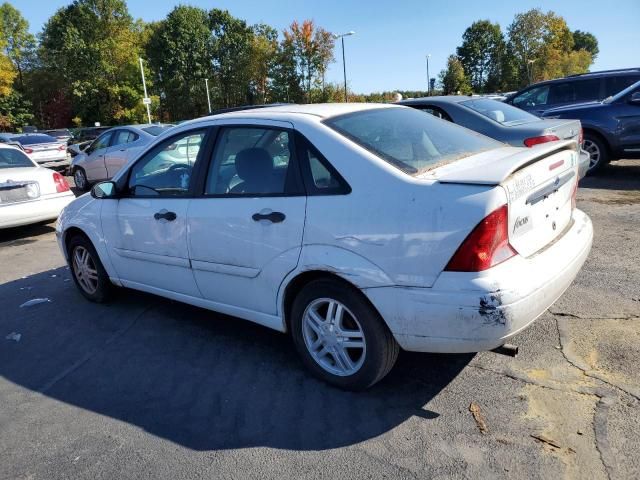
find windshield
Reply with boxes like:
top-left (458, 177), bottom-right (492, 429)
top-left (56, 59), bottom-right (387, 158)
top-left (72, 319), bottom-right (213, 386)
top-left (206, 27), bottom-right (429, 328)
top-left (142, 125), bottom-right (174, 136)
top-left (460, 98), bottom-right (540, 126)
top-left (603, 80), bottom-right (640, 104)
top-left (0, 148), bottom-right (34, 168)
top-left (324, 107), bottom-right (501, 175)
top-left (12, 134), bottom-right (59, 145)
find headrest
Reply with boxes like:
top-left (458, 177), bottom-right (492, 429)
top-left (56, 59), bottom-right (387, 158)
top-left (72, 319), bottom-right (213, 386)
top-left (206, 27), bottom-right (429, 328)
top-left (234, 148), bottom-right (273, 182)
top-left (488, 110), bottom-right (505, 123)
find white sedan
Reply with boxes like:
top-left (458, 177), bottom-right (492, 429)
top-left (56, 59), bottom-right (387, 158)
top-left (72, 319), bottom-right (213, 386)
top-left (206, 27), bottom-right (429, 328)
top-left (56, 104), bottom-right (593, 389)
top-left (0, 145), bottom-right (75, 229)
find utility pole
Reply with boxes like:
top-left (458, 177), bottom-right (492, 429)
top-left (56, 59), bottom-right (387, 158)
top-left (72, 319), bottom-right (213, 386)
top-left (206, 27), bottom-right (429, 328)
top-left (426, 54), bottom-right (431, 96)
top-left (334, 31), bottom-right (355, 102)
top-left (205, 78), bottom-right (212, 114)
top-left (139, 57), bottom-right (152, 124)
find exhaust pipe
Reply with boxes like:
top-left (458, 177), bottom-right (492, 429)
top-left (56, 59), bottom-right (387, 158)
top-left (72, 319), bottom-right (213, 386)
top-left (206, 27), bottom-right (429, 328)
top-left (492, 343), bottom-right (519, 357)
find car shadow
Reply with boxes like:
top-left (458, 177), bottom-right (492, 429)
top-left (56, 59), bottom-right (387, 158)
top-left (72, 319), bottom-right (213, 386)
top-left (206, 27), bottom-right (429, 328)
top-left (0, 222), bottom-right (56, 246)
top-left (0, 267), bottom-right (473, 451)
top-left (580, 161), bottom-right (640, 192)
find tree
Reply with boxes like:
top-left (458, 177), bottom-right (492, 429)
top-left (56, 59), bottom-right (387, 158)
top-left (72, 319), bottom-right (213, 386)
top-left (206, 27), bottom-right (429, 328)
top-left (0, 50), bottom-right (14, 96)
top-left (0, 2), bottom-right (36, 91)
top-left (249, 24), bottom-right (278, 103)
top-left (40, 0), bottom-right (145, 125)
top-left (146, 5), bottom-right (211, 120)
top-left (438, 55), bottom-right (471, 95)
top-left (456, 20), bottom-right (505, 93)
top-left (572, 30), bottom-right (599, 59)
top-left (281, 20), bottom-right (334, 101)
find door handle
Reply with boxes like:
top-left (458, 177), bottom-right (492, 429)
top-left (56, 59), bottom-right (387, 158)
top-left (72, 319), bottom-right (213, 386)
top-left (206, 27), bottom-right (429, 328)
top-left (252, 211), bottom-right (286, 223)
top-left (154, 210), bottom-right (177, 221)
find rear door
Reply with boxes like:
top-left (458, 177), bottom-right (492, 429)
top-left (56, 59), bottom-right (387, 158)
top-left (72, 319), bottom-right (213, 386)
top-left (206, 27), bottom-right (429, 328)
top-left (187, 121), bottom-right (306, 316)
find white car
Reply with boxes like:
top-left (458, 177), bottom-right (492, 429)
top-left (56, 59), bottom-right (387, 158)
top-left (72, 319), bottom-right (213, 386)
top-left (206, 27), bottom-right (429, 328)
top-left (56, 104), bottom-right (593, 389)
top-left (0, 133), bottom-right (69, 170)
top-left (70, 124), bottom-right (175, 190)
top-left (0, 145), bottom-right (75, 229)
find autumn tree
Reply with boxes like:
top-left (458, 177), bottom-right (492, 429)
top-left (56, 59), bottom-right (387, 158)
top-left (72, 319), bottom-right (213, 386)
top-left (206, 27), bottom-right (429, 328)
top-left (456, 20), bottom-right (505, 92)
top-left (439, 56), bottom-right (472, 95)
top-left (0, 2), bottom-right (36, 91)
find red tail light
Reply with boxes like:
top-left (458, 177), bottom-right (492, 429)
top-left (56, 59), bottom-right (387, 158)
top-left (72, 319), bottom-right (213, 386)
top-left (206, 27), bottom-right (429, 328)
top-left (524, 135), bottom-right (560, 148)
top-left (53, 172), bottom-right (70, 193)
top-left (24, 147), bottom-right (34, 154)
top-left (58, 144), bottom-right (67, 151)
top-left (445, 205), bottom-right (516, 272)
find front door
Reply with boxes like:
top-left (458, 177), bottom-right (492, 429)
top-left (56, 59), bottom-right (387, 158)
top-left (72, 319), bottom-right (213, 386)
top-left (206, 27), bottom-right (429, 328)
top-left (105, 129), bottom-right (137, 178)
top-left (187, 123), bottom-right (306, 315)
top-left (84, 131), bottom-right (113, 182)
top-left (101, 128), bottom-right (210, 297)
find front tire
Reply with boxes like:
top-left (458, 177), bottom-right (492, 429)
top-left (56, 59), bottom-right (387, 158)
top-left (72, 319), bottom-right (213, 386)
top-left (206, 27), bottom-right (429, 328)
top-left (73, 167), bottom-right (89, 191)
top-left (583, 133), bottom-right (609, 175)
top-left (68, 235), bottom-right (113, 303)
top-left (290, 279), bottom-right (399, 390)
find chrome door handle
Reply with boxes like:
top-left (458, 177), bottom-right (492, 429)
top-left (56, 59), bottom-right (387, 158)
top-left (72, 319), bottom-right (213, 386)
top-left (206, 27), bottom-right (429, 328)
top-left (154, 210), bottom-right (177, 221)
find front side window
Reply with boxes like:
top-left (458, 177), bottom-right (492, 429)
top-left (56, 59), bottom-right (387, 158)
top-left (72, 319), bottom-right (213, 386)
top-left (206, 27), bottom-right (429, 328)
top-left (0, 148), bottom-right (34, 169)
top-left (461, 99), bottom-right (539, 126)
top-left (91, 132), bottom-right (112, 152)
top-left (128, 130), bottom-right (206, 197)
top-left (325, 107), bottom-right (501, 175)
top-left (206, 127), bottom-right (296, 195)
top-left (512, 85), bottom-right (550, 108)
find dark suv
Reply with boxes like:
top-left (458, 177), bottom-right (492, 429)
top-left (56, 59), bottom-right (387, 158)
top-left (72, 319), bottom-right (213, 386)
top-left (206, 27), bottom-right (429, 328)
top-left (506, 68), bottom-right (640, 115)
top-left (541, 80), bottom-right (640, 174)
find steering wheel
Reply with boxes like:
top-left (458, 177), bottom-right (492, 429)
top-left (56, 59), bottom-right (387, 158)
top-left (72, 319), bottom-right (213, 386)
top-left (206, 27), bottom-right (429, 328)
top-left (166, 163), bottom-right (192, 189)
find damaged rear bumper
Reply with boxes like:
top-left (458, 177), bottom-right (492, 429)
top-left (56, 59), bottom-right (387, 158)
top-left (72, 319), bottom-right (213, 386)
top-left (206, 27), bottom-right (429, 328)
top-left (363, 208), bottom-right (593, 353)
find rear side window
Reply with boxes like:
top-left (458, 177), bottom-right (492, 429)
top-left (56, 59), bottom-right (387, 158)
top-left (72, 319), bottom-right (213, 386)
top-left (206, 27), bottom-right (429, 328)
top-left (325, 107), bottom-right (501, 175)
top-left (573, 79), bottom-right (600, 101)
top-left (113, 130), bottom-right (137, 146)
top-left (296, 135), bottom-right (350, 195)
top-left (0, 148), bottom-right (33, 168)
top-left (548, 82), bottom-right (575, 103)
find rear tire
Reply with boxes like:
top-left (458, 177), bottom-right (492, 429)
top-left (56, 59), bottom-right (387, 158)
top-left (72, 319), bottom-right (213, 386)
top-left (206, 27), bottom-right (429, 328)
top-left (583, 133), bottom-right (609, 175)
top-left (67, 235), bottom-right (113, 303)
top-left (290, 279), bottom-right (399, 390)
top-left (73, 167), bottom-right (89, 191)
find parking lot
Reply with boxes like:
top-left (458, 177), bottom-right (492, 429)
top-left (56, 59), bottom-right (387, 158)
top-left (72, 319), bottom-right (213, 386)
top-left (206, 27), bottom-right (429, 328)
top-left (0, 161), bottom-right (638, 479)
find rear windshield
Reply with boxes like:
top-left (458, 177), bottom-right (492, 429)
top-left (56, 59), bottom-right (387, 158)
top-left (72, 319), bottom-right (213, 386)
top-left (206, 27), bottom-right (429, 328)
top-left (0, 148), bottom-right (34, 168)
top-left (142, 125), bottom-right (174, 136)
top-left (461, 98), bottom-right (540, 126)
top-left (324, 107), bottom-right (501, 175)
top-left (12, 134), bottom-right (59, 145)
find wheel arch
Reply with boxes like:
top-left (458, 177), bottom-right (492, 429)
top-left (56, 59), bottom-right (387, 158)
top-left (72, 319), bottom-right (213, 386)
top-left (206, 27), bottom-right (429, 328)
top-left (582, 127), bottom-right (612, 156)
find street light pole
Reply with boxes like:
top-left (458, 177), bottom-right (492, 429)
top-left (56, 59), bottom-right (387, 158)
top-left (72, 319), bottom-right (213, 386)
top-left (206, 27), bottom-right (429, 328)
top-left (139, 57), bottom-right (151, 124)
top-left (205, 78), bottom-right (212, 114)
top-left (426, 54), bottom-right (431, 96)
top-left (334, 31), bottom-right (355, 102)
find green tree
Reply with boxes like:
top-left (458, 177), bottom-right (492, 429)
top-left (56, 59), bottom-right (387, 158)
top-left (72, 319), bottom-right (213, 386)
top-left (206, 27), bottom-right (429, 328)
top-left (0, 89), bottom-right (32, 130)
top-left (0, 2), bottom-right (36, 91)
top-left (439, 55), bottom-right (471, 95)
top-left (249, 24), bottom-right (279, 104)
top-left (146, 5), bottom-right (211, 120)
top-left (40, 0), bottom-right (145, 126)
top-left (456, 20), bottom-right (505, 93)
top-left (572, 30), bottom-right (599, 59)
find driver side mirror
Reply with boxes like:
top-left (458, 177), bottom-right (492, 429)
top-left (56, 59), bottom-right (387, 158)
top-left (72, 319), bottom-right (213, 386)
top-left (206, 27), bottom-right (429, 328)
top-left (630, 92), bottom-right (640, 104)
top-left (91, 181), bottom-right (118, 199)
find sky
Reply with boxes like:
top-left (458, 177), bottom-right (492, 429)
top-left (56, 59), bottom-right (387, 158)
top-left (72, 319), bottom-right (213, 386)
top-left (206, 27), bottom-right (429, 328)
top-left (15, 0), bottom-right (640, 94)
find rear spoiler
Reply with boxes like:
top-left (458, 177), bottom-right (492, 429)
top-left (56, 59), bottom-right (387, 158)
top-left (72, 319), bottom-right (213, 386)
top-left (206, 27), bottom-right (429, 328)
top-left (421, 140), bottom-right (578, 186)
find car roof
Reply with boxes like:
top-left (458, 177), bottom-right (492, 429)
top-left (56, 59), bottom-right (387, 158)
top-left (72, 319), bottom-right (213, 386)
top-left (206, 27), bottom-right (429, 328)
top-left (399, 96), bottom-right (480, 105)
top-left (516, 68), bottom-right (640, 90)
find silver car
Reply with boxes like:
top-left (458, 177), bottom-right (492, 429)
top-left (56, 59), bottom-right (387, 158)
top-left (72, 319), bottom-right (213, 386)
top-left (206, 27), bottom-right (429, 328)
top-left (399, 96), bottom-right (590, 178)
top-left (0, 133), bottom-right (69, 170)
top-left (71, 124), bottom-right (174, 190)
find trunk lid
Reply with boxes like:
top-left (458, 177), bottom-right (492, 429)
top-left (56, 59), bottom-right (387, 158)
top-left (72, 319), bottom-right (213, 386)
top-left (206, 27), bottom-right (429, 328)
top-left (422, 141), bottom-right (580, 257)
top-left (540, 118), bottom-right (582, 142)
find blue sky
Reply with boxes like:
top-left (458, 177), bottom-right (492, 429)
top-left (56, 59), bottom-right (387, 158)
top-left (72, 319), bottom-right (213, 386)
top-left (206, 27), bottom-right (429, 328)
top-left (16, 0), bottom-right (640, 93)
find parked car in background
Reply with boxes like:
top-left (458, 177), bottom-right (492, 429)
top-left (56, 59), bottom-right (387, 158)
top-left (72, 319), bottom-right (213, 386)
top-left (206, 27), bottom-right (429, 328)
top-left (505, 68), bottom-right (640, 115)
top-left (70, 124), bottom-right (175, 190)
top-left (57, 104), bottom-right (592, 389)
top-left (0, 144), bottom-right (74, 229)
top-left (0, 133), bottom-right (69, 170)
top-left (71, 126), bottom-right (112, 144)
top-left (42, 128), bottom-right (74, 144)
top-left (542, 80), bottom-right (640, 174)
top-left (398, 96), bottom-right (590, 178)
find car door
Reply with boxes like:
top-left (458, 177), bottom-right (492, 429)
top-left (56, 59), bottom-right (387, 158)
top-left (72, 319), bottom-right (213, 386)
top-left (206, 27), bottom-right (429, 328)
top-left (105, 129), bottom-right (138, 178)
top-left (100, 127), bottom-right (211, 297)
top-left (616, 90), bottom-right (640, 154)
top-left (187, 121), bottom-right (306, 317)
top-left (83, 131), bottom-right (113, 181)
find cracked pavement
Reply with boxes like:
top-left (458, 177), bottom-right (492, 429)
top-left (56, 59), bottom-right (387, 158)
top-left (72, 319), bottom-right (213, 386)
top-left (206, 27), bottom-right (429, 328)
top-left (1, 160), bottom-right (639, 479)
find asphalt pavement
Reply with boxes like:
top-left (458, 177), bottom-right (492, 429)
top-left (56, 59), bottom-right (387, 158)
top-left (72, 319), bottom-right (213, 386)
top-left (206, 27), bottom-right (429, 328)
top-left (0, 160), bottom-right (638, 479)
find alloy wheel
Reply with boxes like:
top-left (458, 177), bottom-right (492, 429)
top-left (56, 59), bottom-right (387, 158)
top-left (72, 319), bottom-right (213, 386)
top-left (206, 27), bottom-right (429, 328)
top-left (74, 169), bottom-right (87, 190)
top-left (72, 246), bottom-right (99, 295)
top-left (583, 139), bottom-right (601, 171)
top-left (302, 298), bottom-right (366, 377)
